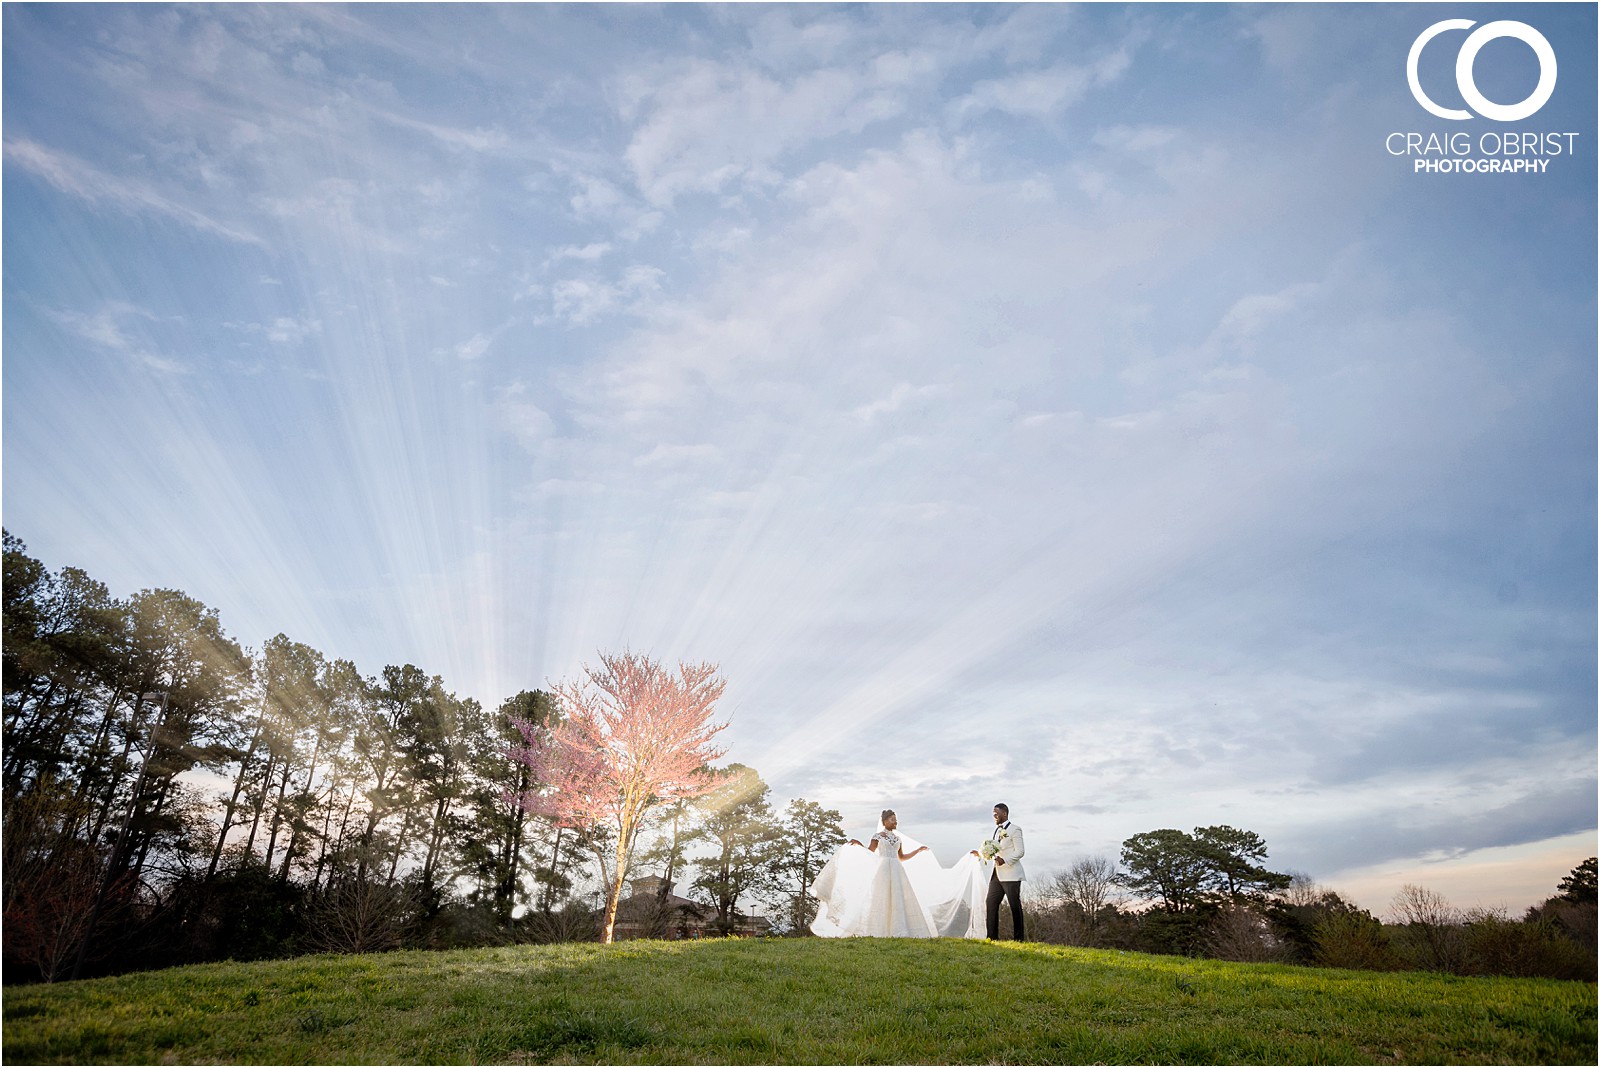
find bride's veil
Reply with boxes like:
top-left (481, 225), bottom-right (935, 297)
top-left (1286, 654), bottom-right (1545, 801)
top-left (896, 830), bottom-right (987, 938)
top-left (808, 832), bottom-right (877, 937)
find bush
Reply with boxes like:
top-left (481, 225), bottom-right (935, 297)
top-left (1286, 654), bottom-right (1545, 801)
top-left (2, 837), bottom-right (104, 983)
top-left (410, 902), bottom-right (508, 951)
top-left (1388, 885), bottom-right (1466, 974)
top-left (1313, 911), bottom-right (1397, 971)
top-left (1028, 901), bottom-right (1145, 950)
top-left (1, 778), bottom-right (105, 982)
top-left (1267, 883), bottom-right (1368, 964)
top-left (140, 866), bottom-right (309, 967)
top-left (1023, 901), bottom-right (1086, 946)
top-left (1135, 907), bottom-right (1215, 957)
top-left (305, 879), bottom-right (417, 954)
top-left (1529, 897), bottom-right (1598, 949)
top-left (1463, 908), bottom-right (1596, 981)
top-left (1207, 905), bottom-right (1286, 963)
top-left (521, 900), bottom-right (599, 944)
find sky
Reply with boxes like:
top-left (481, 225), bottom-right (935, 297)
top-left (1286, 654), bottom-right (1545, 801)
top-left (3, 3), bottom-right (1595, 916)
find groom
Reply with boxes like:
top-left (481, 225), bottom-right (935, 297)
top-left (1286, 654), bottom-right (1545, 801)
top-left (975, 802), bottom-right (1025, 941)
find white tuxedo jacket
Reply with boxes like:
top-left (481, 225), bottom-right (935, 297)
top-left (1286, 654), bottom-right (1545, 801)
top-left (989, 821), bottom-right (1026, 882)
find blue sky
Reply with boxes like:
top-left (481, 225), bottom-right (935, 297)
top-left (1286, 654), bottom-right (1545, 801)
top-left (4, 3), bottom-right (1594, 912)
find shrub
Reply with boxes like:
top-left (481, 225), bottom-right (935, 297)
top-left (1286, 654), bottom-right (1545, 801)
top-left (140, 865), bottom-right (308, 967)
top-left (1135, 907), bottom-right (1215, 957)
top-left (522, 900), bottom-right (600, 944)
top-left (305, 879), bottom-right (417, 954)
top-left (1388, 884), bottom-right (1466, 974)
top-left (1313, 911), bottom-right (1397, 971)
top-left (1528, 897), bottom-right (1598, 950)
top-left (1207, 905), bottom-right (1286, 963)
top-left (1023, 901), bottom-right (1086, 946)
top-left (2, 837), bottom-right (104, 982)
top-left (1267, 879), bottom-right (1370, 964)
top-left (1461, 910), bottom-right (1592, 980)
top-left (1, 778), bottom-right (106, 982)
top-left (411, 902), bottom-right (508, 950)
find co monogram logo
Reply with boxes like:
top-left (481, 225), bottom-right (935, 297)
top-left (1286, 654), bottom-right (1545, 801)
top-left (1407, 20), bottom-right (1557, 122)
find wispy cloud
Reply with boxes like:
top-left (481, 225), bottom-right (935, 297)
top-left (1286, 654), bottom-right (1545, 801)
top-left (634, 443), bottom-right (719, 468)
top-left (620, 57), bottom-right (913, 205)
top-left (5, 138), bottom-right (265, 247)
top-left (949, 51), bottom-right (1133, 121)
top-left (46, 302), bottom-right (191, 374)
top-left (542, 266), bottom-right (663, 327)
top-left (546, 242), bottom-right (612, 265)
top-left (363, 103), bottom-right (510, 154)
top-left (453, 333), bottom-right (493, 361)
top-left (851, 383), bottom-right (950, 423)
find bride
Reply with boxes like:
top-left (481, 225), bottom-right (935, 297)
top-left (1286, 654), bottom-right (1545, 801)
top-left (809, 809), bottom-right (988, 938)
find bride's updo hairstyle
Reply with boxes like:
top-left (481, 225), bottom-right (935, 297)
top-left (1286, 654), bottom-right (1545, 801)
top-left (881, 809), bottom-right (896, 825)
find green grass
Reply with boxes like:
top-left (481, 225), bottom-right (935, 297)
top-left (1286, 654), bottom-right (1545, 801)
top-left (3, 938), bottom-right (1593, 1064)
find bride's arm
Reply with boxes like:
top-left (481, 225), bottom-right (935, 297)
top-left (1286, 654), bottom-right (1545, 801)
top-left (897, 844), bottom-right (928, 861)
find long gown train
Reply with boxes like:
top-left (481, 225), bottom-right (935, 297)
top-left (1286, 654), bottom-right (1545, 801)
top-left (810, 830), bottom-right (988, 938)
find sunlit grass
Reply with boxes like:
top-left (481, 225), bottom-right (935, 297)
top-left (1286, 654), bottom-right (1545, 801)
top-left (3, 938), bottom-right (1592, 1064)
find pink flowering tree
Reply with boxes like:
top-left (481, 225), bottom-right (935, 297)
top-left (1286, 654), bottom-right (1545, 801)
top-left (507, 651), bottom-right (728, 944)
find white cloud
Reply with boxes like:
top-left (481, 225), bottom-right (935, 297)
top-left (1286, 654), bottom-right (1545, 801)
top-left (1093, 124), bottom-right (1180, 153)
top-left (568, 173), bottom-right (626, 216)
top-left (265, 316), bottom-right (322, 345)
top-left (620, 58), bottom-right (911, 205)
top-left (851, 383), bottom-right (949, 423)
top-left (544, 265), bottom-right (662, 326)
top-left (1327, 832), bottom-right (1598, 915)
top-left (4, 138), bottom-right (264, 247)
top-left (1244, 6), bottom-right (1323, 73)
top-left (548, 279), bottom-right (617, 325)
top-left (634, 443), bottom-right (719, 468)
top-left (363, 104), bottom-right (508, 153)
top-left (950, 51), bottom-right (1131, 121)
top-left (453, 333), bottom-right (493, 361)
top-left (562, 172), bottom-right (664, 240)
top-left (290, 50), bottom-right (326, 77)
top-left (534, 478), bottom-right (604, 497)
top-left (496, 384), bottom-right (556, 450)
top-left (1211, 281), bottom-right (1322, 345)
top-left (47, 302), bottom-right (190, 375)
top-left (546, 242), bottom-right (612, 264)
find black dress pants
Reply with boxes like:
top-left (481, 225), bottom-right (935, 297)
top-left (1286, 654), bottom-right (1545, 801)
top-left (986, 870), bottom-right (1024, 940)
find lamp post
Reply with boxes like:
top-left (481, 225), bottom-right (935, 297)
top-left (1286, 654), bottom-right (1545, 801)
top-left (70, 690), bottom-right (166, 980)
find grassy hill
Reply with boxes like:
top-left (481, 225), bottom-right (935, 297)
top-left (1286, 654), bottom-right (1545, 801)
top-left (3, 937), bottom-right (1593, 1065)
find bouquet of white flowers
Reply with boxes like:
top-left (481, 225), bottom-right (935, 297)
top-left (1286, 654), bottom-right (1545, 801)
top-left (980, 838), bottom-right (1002, 860)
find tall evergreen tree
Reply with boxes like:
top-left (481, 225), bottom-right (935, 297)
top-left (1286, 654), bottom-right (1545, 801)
top-left (770, 798), bottom-right (844, 932)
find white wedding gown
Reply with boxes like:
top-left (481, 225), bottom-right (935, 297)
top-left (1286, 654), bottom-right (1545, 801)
top-left (810, 829), bottom-right (988, 938)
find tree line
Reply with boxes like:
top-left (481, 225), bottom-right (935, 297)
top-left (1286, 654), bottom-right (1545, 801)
top-left (4, 529), bottom-right (1591, 984)
top-left (1021, 829), bottom-right (1595, 981)
top-left (1, 532), bottom-right (842, 982)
